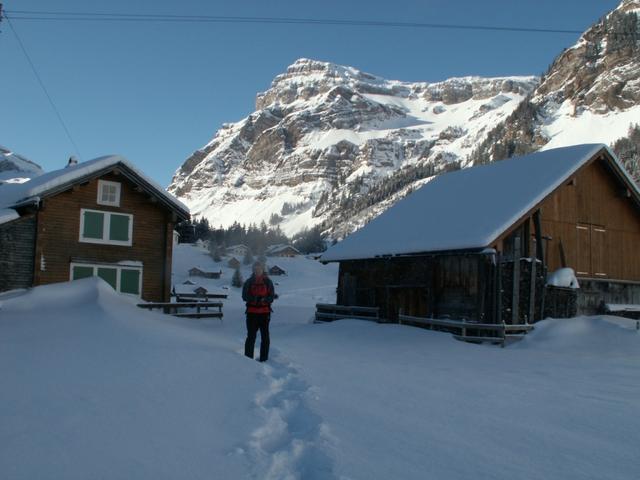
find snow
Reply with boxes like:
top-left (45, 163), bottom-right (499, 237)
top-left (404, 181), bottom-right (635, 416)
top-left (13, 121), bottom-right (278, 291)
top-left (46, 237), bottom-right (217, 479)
top-left (605, 303), bottom-right (640, 313)
top-left (541, 102), bottom-right (640, 152)
top-left (0, 208), bottom-right (19, 225)
top-left (1, 244), bottom-right (640, 479)
top-left (547, 267), bottom-right (580, 289)
top-left (0, 155), bottom-right (189, 215)
top-left (322, 144), bottom-right (609, 261)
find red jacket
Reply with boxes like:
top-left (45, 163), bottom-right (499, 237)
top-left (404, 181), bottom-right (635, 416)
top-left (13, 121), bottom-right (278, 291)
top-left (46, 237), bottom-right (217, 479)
top-left (242, 274), bottom-right (275, 314)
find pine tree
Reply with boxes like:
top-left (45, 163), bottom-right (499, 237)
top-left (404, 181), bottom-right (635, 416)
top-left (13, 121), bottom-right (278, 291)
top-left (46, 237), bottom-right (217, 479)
top-left (243, 248), bottom-right (254, 265)
top-left (231, 267), bottom-right (244, 288)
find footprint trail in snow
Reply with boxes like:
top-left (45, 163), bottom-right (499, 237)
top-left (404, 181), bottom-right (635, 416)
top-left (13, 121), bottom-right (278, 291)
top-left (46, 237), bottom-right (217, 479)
top-left (245, 352), bottom-right (337, 480)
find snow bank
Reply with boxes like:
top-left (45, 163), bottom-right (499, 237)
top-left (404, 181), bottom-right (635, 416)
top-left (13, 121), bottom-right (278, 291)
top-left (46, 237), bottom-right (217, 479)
top-left (2, 247), bottom-right (639, 480)
top-left (546, 267), bottom-right (580, 288)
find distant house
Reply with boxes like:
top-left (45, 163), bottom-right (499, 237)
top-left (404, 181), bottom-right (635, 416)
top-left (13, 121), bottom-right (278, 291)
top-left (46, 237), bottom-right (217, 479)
top-left (227, 244), bottom-right (250, 257)
top-left (227, 257), bottom-right (241, 269)
top-left (188, 267), bottom-right (222, 279)
top-left (268, 265), bottom-right (286, 276)
top-left (321, 144), bottom-right (640, 322)
top-left (267, 244), bottom-right (300, 257)
top-left (0, 155), bottom-right (189, 301)
top-left (173, 284), bottom-right (208, 296)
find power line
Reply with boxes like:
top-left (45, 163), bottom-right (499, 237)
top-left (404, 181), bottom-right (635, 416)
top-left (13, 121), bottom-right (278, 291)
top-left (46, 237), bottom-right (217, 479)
top-left (4, 9), bottom-right (586, 35)
top-left (4, 13), bottom-right (82, 159)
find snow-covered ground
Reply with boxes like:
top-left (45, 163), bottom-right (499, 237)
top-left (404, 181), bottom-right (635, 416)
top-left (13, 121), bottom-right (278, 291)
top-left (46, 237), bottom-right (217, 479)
top-left (1, 244), bottom-right (639, 479)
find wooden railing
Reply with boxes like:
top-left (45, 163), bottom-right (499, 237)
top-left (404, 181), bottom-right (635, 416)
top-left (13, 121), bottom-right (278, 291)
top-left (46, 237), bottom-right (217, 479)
top-left (398, 313), bottom-right (533, 347)
top-left (315, 304), bottom-right (380, 323)
top-left (138, 301), bottom-right (224, 319)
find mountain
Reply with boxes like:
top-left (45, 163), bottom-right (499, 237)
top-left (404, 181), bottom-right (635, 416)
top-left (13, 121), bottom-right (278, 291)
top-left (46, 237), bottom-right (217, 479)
top-left (0, 145), bottom-right (43, 184)
top-left (169, 60), bottom-right (537, 237)
top-left (469, 0), bottom-right (640, 178)
top-left (170, 0), bottom-right (640, 239)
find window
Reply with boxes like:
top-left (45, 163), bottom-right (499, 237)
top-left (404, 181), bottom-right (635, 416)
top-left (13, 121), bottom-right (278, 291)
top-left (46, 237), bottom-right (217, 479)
top-left (70, 263), bottom-right (142, 296)
top-left (97, 180), bottom-right (121, 206)
top-left (80, 209), bottom-right (133, 246)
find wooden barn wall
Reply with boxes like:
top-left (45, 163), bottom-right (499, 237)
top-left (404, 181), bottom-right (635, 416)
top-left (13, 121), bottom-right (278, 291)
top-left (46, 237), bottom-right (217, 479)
top-left (337, 255), bottom-right (495, 322)
top-left (0, 215), bottom-right (36, 292)
top-left (33, 173), bottom-right (174, 302)
top-left (538, 158), bottom-right (640, 282)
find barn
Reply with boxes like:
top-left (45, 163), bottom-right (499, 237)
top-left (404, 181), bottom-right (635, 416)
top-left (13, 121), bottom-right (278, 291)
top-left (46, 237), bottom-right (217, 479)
top-left (0, 155), bottom-right (189, 301)
top-left (320, 144), bottom-right (640, 325)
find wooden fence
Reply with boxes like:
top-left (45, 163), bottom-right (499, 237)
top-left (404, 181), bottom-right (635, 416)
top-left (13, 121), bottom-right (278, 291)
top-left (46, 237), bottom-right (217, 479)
top-left (315, 304), bottom-right (380, 323)
top-left (398, 312), bottom-right (533, 347)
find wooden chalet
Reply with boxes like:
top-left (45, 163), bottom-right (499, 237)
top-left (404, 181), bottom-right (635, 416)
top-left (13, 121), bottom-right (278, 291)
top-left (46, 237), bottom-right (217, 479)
top-left (0, 155), bottom-right (189, 301)
top-left (320, 144), bottom-right (640, 325)
top-left (227, 257), bottom-right (241, 269)
top-left (268, 265), bottom-right (286, 276)
top-left (188, 267), bottom-right (222, 279)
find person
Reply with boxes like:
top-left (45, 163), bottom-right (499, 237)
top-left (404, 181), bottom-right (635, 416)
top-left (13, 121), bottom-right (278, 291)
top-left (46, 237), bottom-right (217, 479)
top-left (242, 261), bottom-right (275, 362)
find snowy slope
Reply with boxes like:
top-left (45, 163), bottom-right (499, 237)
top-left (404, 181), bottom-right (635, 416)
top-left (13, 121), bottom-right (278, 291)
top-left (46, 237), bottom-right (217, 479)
top-left (1, 245), bottom-right (639, 479)
top-left (169, 59), bottom-right (537, 236)
top-left (0, 145), bottom-right (43, 183)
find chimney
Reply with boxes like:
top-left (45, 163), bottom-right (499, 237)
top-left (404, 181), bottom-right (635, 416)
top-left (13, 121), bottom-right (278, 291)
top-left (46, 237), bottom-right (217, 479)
top-left (66, 156), bottom-right (79, 168)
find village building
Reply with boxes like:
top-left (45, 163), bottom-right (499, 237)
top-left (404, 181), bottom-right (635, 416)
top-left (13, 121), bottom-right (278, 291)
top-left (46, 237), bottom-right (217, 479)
top-left (188, 267), bottom-right (222, 279)
top-left (0, 155), bottom-right (189, 301)
top-left (266, 244), bottom-right (300, 257)
top-left (227, 257), bottom-right (241, 269)
top-left (268, 265), bottom-right (286, 276)
top-left (226, 244), bottom-right (250, 257)
top-left (321, 144), bottom-right (640, 324)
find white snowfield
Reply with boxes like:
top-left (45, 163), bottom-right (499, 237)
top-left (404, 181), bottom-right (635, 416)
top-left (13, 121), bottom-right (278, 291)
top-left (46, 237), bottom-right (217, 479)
top-left (1, 246), bottom-right (639, 480)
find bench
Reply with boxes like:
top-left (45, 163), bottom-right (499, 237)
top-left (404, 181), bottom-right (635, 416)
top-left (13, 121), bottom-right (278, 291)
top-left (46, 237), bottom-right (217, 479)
top-left (603, 303), bottom-right (640, 322)
top-left (138, 301), bottom-right (224, 320)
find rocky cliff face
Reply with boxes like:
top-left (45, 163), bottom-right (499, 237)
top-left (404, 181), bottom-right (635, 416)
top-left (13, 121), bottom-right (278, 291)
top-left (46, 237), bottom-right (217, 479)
top-left (0, 145), bottom-right (43, 184)
top-left (170, 0), bottom-right (640, 238)
top-left (169, 60), bottom-right (536, 236)
top-left (469, 0), bottom-right (640, 179)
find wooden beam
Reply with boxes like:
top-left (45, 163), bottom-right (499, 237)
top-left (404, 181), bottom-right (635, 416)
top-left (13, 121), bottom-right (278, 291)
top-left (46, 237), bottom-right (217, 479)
top-left (528, 257), bottom-right (537, 323)
top-left (512, 235), bottom-right (521, 325)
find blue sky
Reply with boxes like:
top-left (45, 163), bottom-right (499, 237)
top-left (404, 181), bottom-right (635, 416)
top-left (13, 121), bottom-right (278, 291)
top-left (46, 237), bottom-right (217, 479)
top-left (1, 0), bottom-right (621, 186)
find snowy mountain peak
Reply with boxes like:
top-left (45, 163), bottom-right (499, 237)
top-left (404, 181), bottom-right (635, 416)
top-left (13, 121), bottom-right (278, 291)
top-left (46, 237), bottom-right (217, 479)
top-left (0, 145), bottom-right (43, 184)
top-left (169, 59), bottom-right (537, 237)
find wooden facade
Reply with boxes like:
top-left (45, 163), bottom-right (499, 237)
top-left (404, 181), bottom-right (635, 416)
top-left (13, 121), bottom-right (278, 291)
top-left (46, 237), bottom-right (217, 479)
top-left (331, 147), bottom-right (640, 323)
top-left (0, 162), bottom-right (188, 302)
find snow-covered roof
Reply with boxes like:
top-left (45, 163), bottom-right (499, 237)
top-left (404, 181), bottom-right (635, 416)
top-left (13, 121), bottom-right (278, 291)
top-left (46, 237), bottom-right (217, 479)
top-left (0, 208), bottom-right (19, 226)
top-left (0, 155), bottom-right (189, 218)
top-left (322, 144), bottom-right (625, 262)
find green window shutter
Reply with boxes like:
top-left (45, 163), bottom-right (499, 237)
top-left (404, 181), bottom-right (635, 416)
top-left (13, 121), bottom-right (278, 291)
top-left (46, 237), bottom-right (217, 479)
top-left (97, 267), bottom-right (118, 290)
top-left (72, 265), bottom-right (94, 280)
top-left (83, 211), bottom-right (104, 239)
top-left (120, 269), bottom-right (140, 295)
top-left (109, 214), bottom-right (130, 242)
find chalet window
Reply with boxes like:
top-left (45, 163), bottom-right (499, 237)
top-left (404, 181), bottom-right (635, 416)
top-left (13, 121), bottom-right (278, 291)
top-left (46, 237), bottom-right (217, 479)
top-left (575, 224), bottom-right (607, 277)
top-left (97, 180), bottom-right (121, 207)
top-left (70, 263), bottom-right (142, 296)
top-left (80, 209), bottom-right (133, 246)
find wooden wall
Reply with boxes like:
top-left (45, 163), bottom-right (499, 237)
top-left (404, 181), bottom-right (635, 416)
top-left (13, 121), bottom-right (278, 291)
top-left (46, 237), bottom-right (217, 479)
top-left (0, 215), bottom-right (36, 292)
top-left (33, 172), bottom-right (174, 301)
top-left (538, 157), bottom-right (640, 281)
top-left (337, 254), bottom-right (496, 322)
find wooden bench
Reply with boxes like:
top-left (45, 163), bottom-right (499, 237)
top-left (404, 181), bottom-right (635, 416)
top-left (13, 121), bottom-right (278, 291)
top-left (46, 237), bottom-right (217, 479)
top-left (603, 303), bottom-right (640, 322)
top-left (172, 293), bottom-right (228, 302)
top-left (315, 304), bottom-right (380, 323)
top-left (138, 301), bottom-right (224, 320)
top-left (398, 313), bottom-right (534, 347)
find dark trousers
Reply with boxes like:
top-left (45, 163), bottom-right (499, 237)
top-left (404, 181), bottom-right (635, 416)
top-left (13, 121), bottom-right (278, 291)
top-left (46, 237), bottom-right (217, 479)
top-left (245, 313), bottom-right (270, 362)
